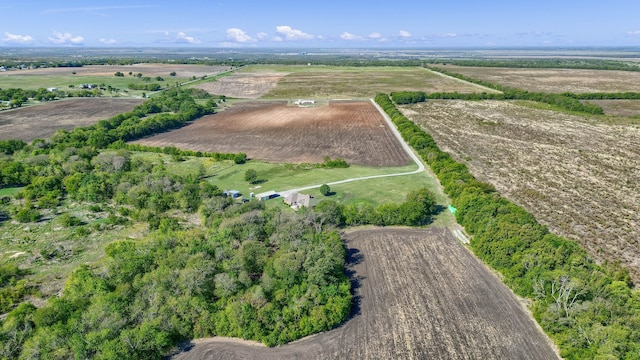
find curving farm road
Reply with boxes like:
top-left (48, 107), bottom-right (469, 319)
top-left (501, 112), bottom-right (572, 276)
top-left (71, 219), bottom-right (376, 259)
top-left (279, 99), bottom-right (424, 198)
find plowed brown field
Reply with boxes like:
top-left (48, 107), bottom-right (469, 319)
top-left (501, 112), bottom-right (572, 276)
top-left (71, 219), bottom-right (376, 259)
top-left (0, 98), bottom-right (144, 142)
top-left (194, 73), bottom-right (288, 98)
top-left (402, 100), bottom-right (640, 282)
top-left (588, 99), bottom-right (640, 117)
top-left (173, 228), bottom-right (558, 360)
top-left (132, 101), bottom-right (411, 167)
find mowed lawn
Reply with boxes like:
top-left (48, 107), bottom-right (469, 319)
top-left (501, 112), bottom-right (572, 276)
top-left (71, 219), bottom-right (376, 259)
top-left (237, 65), bottom-right (490, 99)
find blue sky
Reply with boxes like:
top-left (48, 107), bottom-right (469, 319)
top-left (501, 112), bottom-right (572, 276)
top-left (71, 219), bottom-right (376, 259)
top-left (1, 0), bottom-right (640, 48)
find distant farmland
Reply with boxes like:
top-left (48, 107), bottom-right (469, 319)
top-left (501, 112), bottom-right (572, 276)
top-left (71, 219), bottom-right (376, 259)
top-left (174, 228), bottom-right (558, 360)
top-left (0, 64), bottom-right (230, 90)
top-left (402, 100), bottom-right (640, 281)
top-left (435, 65), bottom-right (640, 93)
top-left (227, 65), bottom-right (496, 99)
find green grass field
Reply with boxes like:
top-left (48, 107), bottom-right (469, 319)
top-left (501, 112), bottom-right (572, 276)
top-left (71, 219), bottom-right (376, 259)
top-left (208, 162), bottom-right (418, 195)
top-left (129, 151), bottom-right (450, 209)
top-left (0, 74), bottom-right (191, 97)
top-left (0, 187), bottom-right (24, 196)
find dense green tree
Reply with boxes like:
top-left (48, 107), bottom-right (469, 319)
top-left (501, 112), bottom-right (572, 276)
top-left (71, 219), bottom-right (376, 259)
top-left (319, 184), bottom-right (330, 196)
top-left (244, 169), bottom-right (258, 184)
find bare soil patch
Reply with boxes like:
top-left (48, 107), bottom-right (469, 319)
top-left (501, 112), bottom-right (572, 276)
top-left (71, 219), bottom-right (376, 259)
top-left (0, 98), bottom-right (144, 142)
top-left (173, 227), bottom-right (558, 360)
top-left (437, 65), bottom-right (640, 93)
top-left (2, 64), bottom-right (230, 78)
top-left (132, 101), bottom-right (410, 167)
top-left (403, 100), bottom-right (640, 281)
top-left (194, 72), bottom-right (288, 98)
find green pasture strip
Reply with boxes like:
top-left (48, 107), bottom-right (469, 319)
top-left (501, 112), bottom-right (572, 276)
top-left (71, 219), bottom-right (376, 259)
top-left (0, 74), bottom-right (192, 92)
top-left (0, 186), bottom-right (24, 196)
top-left (208, 161), bottom-right (418, 194)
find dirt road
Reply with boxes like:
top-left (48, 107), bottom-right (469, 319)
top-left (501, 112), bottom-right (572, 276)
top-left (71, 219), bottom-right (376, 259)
top-left (279, 99), bottom-right (424, 197)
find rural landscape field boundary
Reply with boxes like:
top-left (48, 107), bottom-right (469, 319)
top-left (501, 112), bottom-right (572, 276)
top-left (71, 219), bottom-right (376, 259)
top-left (374, 93), bottom-right (640, 359)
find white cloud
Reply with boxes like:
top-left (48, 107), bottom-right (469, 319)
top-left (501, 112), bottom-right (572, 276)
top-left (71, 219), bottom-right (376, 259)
top-left (275, 25), bottom-right (314, 40)
top-left (256, 32), bottom-right (268, 40)
top-left (340, 32), bottom-right (362, 40)
top-left (226, 28), bottom-right (255, 43)
top-left (2, 32), bottom-right (34, 44)
top-left (399, 30), bottom-right (412, 38)
top-left (48, 31), bottom-right (84, 45)
top-left (368, 32), bottom-right (382, 39)
top-left (160, 31), bottom-right (201, 44)
top-left (99, 38), bottom-right (117, 45)
top-left (272, 36), bottom-right (283, 42)
top-left (176, 32), bottom-right (200, 44)
top-left (627, 30), bottom-right (640, 36)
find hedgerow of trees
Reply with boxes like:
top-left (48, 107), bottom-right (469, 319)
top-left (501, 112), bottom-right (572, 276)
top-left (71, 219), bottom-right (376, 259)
top-left (375, 93), bottom-right (640, 360)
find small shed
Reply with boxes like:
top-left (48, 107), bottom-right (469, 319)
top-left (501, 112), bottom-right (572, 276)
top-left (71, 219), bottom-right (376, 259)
top-left (224, 190), bottom-right (241, 198)
top-left (255, 190), bottom-right (278, 201)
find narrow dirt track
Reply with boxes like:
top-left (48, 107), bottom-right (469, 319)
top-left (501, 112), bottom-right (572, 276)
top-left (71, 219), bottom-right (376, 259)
top-left (173, 228), bottom-right (558, 360)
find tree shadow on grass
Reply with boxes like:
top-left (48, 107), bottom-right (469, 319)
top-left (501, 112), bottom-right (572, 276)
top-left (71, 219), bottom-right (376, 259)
top-left (0, 211), bottom-right (8, 224)
top-left (433, 204), bottom-right (447, 217)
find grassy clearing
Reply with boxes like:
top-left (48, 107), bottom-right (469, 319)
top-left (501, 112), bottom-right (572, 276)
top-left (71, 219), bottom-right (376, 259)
top-left (209, 161), bottom-right (418, 194)
top-left (0, 200), bottom-right (145, 298)
top-left (0, 187), bottom-right (24, 196)
top-left (304, 172), bottom-right (456, 226)
top-left (0, 74), bottom-right (190, 94)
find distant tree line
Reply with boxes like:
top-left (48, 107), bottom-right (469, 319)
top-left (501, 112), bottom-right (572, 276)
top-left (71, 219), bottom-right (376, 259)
top-left (127, 83), bottom-right (162, 91)
top-left (376, 93), bottom-right (640, 360)
top-left (423, 58), bottom-right (640, 72)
